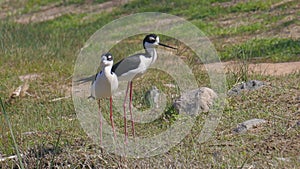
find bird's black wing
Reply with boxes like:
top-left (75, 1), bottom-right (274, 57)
top-left (112, 53), bottom-right (145, 77)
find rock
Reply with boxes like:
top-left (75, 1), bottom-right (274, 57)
top-left (173, 87), bottom-right (218, 116)
top-left (237, 164), bottom-right (255, 169)
top-left (228, 80), bottom-right (265, 95)
top-left (275, 157), bottom-right (290, 162)
top-left (233, 118), bottom-right (266, 134)
top-left (7, 82), bottom-right (30, 103)
top-left (163, 83), bottom-right (176, 88)
top-left (212, 151), bottom-right (224, 162)
top-left (145, 86), bottom-right (160, 108)
top-left (296, 121), bottom-right (300, 127)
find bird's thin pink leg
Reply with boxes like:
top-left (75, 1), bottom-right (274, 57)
top-left (129, 81), bottom-right (135, 138)
top-left (123, 82), bottom-right (130, 143)
top-left (97, 99), bottom-right (102, 146)
top-left (110, 97), bottom-right (116, 140)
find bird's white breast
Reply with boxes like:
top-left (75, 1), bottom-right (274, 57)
top-left (92, 69), bottom-right (118, 99)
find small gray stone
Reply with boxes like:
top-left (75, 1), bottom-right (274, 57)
top-left (275, 157), bottom-right (290, 162)
top-left (173, 87), bottom-right (218, 116)
top-left (212, 151), bottom-right (224, 162)
top-left (233, 124), bottom-right (248, 133)
top-left (237, 164), bottom-right (255, 169)
top-left (145, 86), bottom-right (160, 108)
top-left (233, 118), bottom-right (267, 134)
top-left (228, 80), bottom-right (265, 95)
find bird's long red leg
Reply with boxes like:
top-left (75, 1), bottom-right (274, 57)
top-left (123, 82), bottom-right (130, 143)
top-left (129, 81), bottom-right (135, 138)
top-left (110, 97), bottom-right (116, 140)
top-left (97, 99), bottom-right (102, 146)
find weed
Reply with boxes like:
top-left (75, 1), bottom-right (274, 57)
top-left (1, 98), bottom-right (25, 169)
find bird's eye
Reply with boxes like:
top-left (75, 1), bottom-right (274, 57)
top-left (149, 37), bottom-right (155, 41)
top-left (107, 55), bottom-right (113, 61)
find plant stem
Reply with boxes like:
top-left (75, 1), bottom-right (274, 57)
top-left (0, 98), bottom-right (25, 169)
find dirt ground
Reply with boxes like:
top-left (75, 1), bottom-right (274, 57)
top-left (202, 61), bottom-right (300, 76)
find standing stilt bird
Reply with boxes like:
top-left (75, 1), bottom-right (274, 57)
top-left (112, 34), bottom-right (177, 142)
top-left (90, 53), bottom-right (118, 145)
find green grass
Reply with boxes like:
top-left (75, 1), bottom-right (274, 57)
top-left (221, 38), bottom-right (300, 62)
top-left (0, 0), bottom-right (300, 168)
top-left (20, 0), bottom-right (109, 14)
top-left (227, 0), bottom-right (276, 12)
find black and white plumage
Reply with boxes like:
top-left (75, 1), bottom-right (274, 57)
top-left (112, 34), bottom-right (176, 81)
top-left (112, 34), bottom-right (176, 142)
top-left (91, 53), bottom-right (118, 145)
top-left (91, 53), bottom-right (118, 99)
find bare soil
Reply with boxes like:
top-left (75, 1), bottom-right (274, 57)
top-left (226, 61), bottom-right (300, 76)
top-left (203, 61), bottom-right (300, 76)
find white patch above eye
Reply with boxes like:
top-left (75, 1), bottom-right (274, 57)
top-left (149, 37), bottom-right (155, 41)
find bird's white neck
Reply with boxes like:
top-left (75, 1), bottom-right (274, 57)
top-left (145, 47), bottom-right (157, 65)
top-left (102, 65), bottom-right (113, 76)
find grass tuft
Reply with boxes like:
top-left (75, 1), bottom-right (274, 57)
top-left (0, 98), bottom-right (25, 169)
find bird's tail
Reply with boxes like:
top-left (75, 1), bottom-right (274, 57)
top-left (87, 95), bottom-right (95, 100)
top-left (74, 75), bottom-right (95, 84)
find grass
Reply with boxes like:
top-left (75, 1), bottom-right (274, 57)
top-left (1, 98), bottom-right (25, 169)
top-left (221, 38), bottom-right (300, 62)
top-left (0, 0), bottom-right (300, 168)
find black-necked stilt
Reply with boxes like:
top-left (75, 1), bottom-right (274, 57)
top-left (112, 34), bottom-right (176, 142)
top-left (91, 53), bottom-right (118, 145)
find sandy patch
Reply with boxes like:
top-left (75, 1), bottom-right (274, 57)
top-left (204, 61), bottom-right (300, 76)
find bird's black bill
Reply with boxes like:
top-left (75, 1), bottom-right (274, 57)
top-left (158, 43), bottom-right (177, 49)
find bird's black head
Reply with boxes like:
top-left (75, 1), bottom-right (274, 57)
top-left (143, 34), bottom-right (177, 50)
top-left (143, 34), bottom-right (158, 44)
top-left (103, 52), bottom-right (113, 61)
top-left (101, 52), bottom-right (114, 67)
